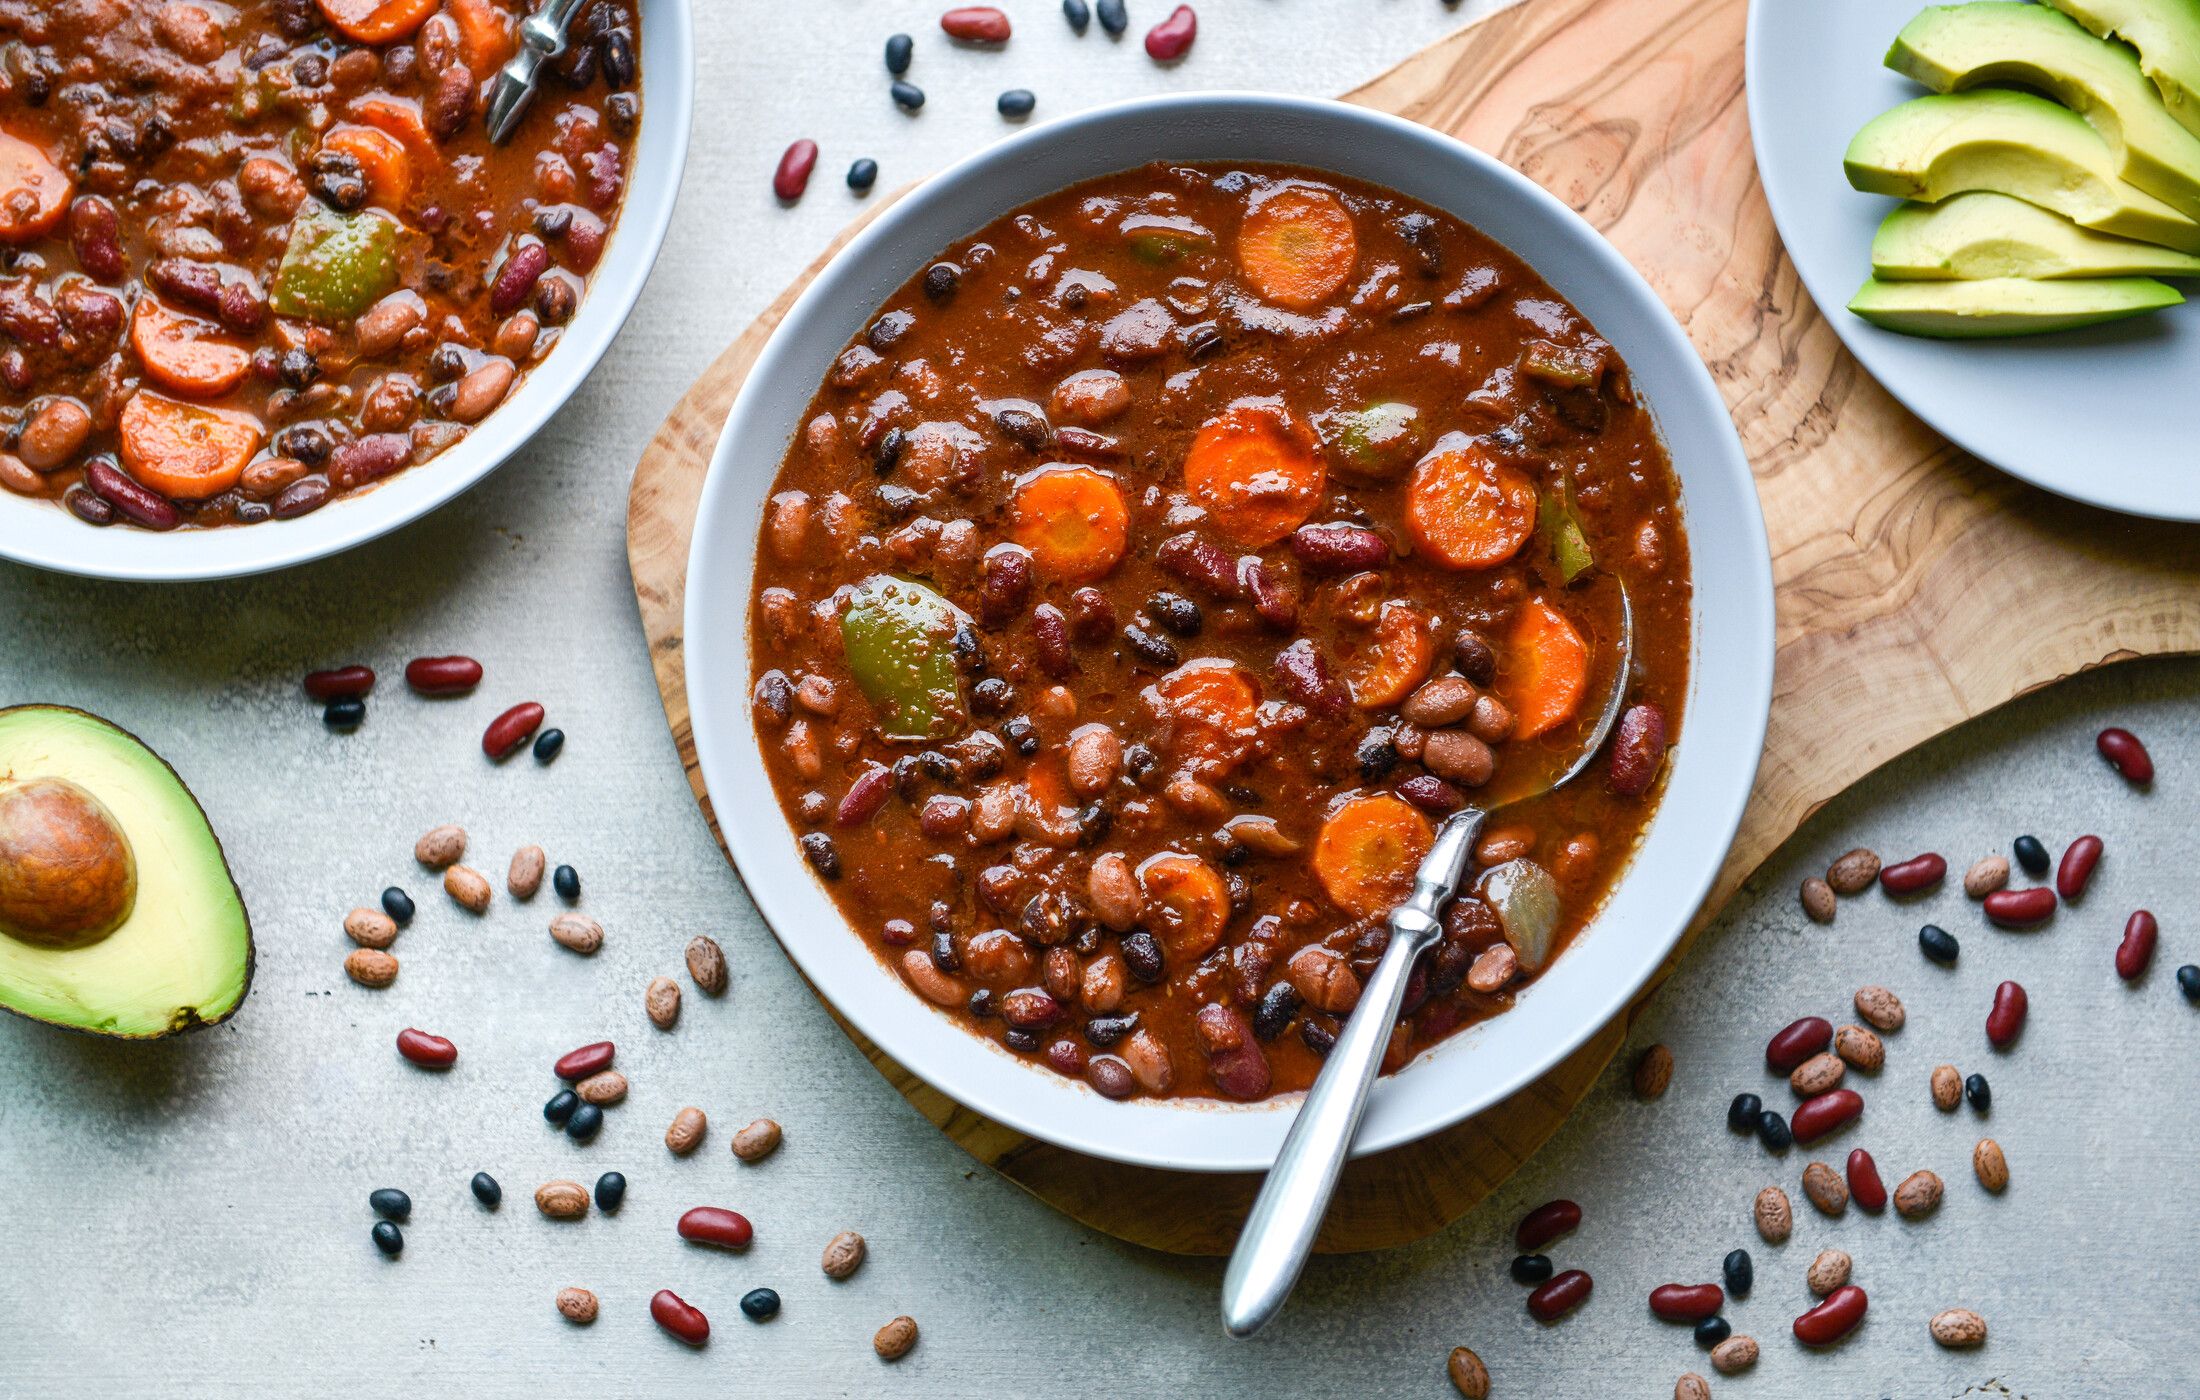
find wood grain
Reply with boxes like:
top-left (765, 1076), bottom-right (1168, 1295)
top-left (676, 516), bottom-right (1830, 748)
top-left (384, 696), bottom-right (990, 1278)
top-left (626, 0), bottom-right (2200, 1254)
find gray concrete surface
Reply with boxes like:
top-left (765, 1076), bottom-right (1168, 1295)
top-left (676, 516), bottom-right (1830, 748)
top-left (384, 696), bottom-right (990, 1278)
top-left (3, 2), bottom-right (2195, 1394)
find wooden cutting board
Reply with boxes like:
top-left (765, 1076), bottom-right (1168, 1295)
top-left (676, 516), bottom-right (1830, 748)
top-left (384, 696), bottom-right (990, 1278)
top-left (626, 0), bottom-right (2200, 1254)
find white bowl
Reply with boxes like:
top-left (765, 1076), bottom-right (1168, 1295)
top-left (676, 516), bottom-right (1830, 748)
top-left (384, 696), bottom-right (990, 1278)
top-left (0, 0), bottom-right (694, 582)
top-left (685, 93), bottom-right (1773, 1173)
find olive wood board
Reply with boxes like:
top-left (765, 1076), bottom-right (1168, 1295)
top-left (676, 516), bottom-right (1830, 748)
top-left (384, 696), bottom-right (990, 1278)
top-left (625, 0), bottom-right (2200, 1255)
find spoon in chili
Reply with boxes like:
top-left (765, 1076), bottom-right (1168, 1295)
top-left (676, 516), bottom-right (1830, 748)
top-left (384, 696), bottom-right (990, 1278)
top-left (484, 0), bottom-right (592, 144)
top-left (1220, 585), bottom-right (1635, 1339)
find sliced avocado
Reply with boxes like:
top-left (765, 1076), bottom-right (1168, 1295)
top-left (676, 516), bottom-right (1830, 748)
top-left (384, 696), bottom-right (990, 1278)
top-left (1848, 274), bottom-right (2182, 337)
top-left (2045, 0), bottom-right (2200, 139)
top-left (1872, 191), bottom-right (2200, 278)
top-left (1888, 3), bottom-right (2200, 219)
top-left (0, 706), bottom-right (252, 1038)
top-left (1844, 90), bottom-right (2200, 252)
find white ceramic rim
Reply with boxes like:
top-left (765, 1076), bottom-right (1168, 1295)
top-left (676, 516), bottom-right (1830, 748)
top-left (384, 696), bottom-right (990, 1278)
top-left (0, 0), bottom-right (695, 581)
top-left (685, 92), bottom-right (1774, 1172)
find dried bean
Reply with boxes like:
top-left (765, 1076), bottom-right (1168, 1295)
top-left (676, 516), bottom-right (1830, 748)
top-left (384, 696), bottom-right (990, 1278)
top-left (773, 140), bottom-right (818, 201)
top-left (2056, 833), bottom-right (2103, 899)
top-left (1806, 1248), bottom-right (1851, 1295)
top-left (1764, 1016), bottom-right (1831, 1072)
top-left (1893, 1169), bottom-right (1943, 1218)
top-left (1526, 1269), bottom-right (1591, 1322)
top-left (1792, 1285), bottom-right (1867, 1346)
top-left (651, 1289), bottom-right (709, 1345)
top-left (1790, 1088), bottom-right (1862, 1144)
top-left (1649, 1284), bottom-right (1724, 1321)
top-left (2096, 726), bottom-right (2153, 784)
top-left (1853, 984), bottom-right (1905, 1031)
top-left (1846, 1148), bottom-right (1887, 1211)
top-left (1801, 1161), bottom-right (1848, 1216)
top-left (1986, 980), bottom-right (2027, 1047)
top-left (406, 655), bottom-right (482, 694)
top-left (1799, 877), bottom-right (1835, 924)
top-left (732, 1118), bottom-right (783, 1161)
top-left (1963, 855), bottom-right (2009, 898)
top-left (1983, 886), bottom-right (2055, 928)
top-left (678, 1206), bottom-right (751, 1249)
top-left (2117, 910), bottom-right (2159, 980)
top-left (1825, 847), bottom-right (1880, 894)
top-left (1973, 1136), bottom-right (2009, 1192)
top-left (942, 6), bottom-right (1011, 41)
top-left (1515, 1198), bottom-right (1580, 1251)
top-left (1878, 852), bottom-right (1945, 895)
top-left (554, 1041), bottom-right (615, 1081)
top-left (1144, 3), bottom-right (1197, 59)
top-left (395, 1027), bottom-right (456, 1067)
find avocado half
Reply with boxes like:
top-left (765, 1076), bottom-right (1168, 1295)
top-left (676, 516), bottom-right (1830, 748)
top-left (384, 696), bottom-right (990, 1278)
top-left (0, 705), bottom-right (252, 1038)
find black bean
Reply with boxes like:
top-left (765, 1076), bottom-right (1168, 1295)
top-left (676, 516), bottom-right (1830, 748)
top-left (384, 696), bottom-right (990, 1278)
top-left (1149, 592), bottom-right (1202, 637)
top-left (951, 623), bottom-right (988, 673)
top-left (1180, 320), bottom-right (1225, 361)
top-left (1452, 628), bottom-right (1498, 685)
top-left (1002, 717), bottom-right (1041, 756)
top-left (930, 928), bottom-right (962, 973)
top-left (994, 405), bottom-right (1051, 451)
top-left (884, 32), bottom-right (913, 73)
top-left (800, 831), bottom-right (841, 879)
top-left (997, 88), bottom-right (1036, 119)
top-left (2013, 833), bottom-right (2050, 876)
top-left (967, 988), bottom-right (994, 1017)
top-left (1074, 803), bottom-right (1111, 847)
top-left (279, 349), bottom-right (321, 389)
top-left (1063, 0), bottom-right (1091, 30)
top-left (64, 486), bottom-right (115, 526)
top-left (872, 425), bottom-right (905, 474)
top-left (923, 262), bottom-right (961, 300)
top-left (1123, 742), bottom-right (1158, 784)
top-left (1756, 1109), bottom-right (1792, 1151)
top-left (1003, 1026), bottom-right (1041, 1052)
top-left (1356, 728), bottom-right (1399, 781)
top-left (1121, 928), bottom-right (1164, 984)
top-left (1123, 624), bottom-right (1179, 668)
top-left (1723, 1248), bottom-right (1752, 1297)
top-left (1694, 1316), bottom-right (1732, 1348)
top-left (1509, 1254), bottom-right (1552, 1285)
top-left (890, 79), bottom-right (925, 111)
top-left (741, 1288), bottom-right (781, 1321)
top-left (1097, 0), bottom-right (1128, 34)
top-left (1252, 981), bottom-right (1299, 1040)
top-left (371, 1221), bottom-right (403, 1256)
top-left (470, 1171), bottom-right (502, 1208)
top-left (1396, 211), bottom-right (1443, 277)
top-left (1726, 1091), bottom-right (1761, 1132)
top-left (565, 1102), bottom-right (604, 1142)
top-left (1084, 1012), bottom-right (1139, 1047)
top-left (323, 696), bottom-right (365, 729)
top-left (368, 1188), bottom-right (411, 1221)
top-left (1300, 1016), bottom-right (1337, 1056)
top-left (605, 91), bottom-right (639, 136)
top-left (533, 727), bottom-right (564, 761)
top-left (1964, 1073), bottom-right (1991, 1112)
top-left (601, 30), bottom-right (635, 88)
top-left (544, 1089), bottom-right (579, 1125)
top-left (847, 158), bottom-right (878, 191)
top-left (869, 309), bottom-right (916, 352)
top-left (1918, 923), bottom-right (1959, 965)
top-left (381, 887), bottom-right (415, 925)
top-left (593, 1171), bottom-right (626, 1212)
top-left (279, 424), bottom-right (332, 465)
top-left (553, 864), bottom-right (580, 900)
top-left (2182, 964), bottom-right (2200, 1002)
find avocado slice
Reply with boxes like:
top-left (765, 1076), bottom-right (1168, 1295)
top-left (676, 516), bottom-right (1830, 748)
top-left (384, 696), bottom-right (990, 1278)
top-left (0, 706), bottom-right (252, 1038)
top-left (1845, 90), bottom-right (2200, 252)
top-left (1872, 191), bottom-right (2200, 277)
top-left (1888, 3), bottom-right (2200, 220)
top-left (2045, 0), bottom-right (2200, 139)
top-left (1848, 273), bottom-right (2182, 336)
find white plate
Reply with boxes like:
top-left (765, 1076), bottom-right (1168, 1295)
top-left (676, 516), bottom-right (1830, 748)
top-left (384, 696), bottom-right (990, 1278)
top-left (684, 93), bottom-right (1774, 1173)
top-left (0, 0), bottom-right (694, 581)
top-left (1748, 0), bottom-right (2200, 521)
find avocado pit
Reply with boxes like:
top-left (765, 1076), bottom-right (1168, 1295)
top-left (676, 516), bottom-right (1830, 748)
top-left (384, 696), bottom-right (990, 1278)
top-left (0, 776), bottom-right (138, 950)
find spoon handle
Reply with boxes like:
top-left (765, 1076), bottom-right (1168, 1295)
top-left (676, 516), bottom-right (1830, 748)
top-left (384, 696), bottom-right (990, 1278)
top-left (1220, 807), bottom-right (1486, 1338)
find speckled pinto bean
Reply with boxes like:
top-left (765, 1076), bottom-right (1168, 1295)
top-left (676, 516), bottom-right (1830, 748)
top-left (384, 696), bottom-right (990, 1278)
top-left (2117, 910), bottom-right (2159, 981)
top-left (1878, 853), bottom-right (1945, 895)
top-left (1986, 981), bottom-right (2028, 1048)
top-left (1792, 1285), bottom-right (1867, 1346)
top-left (1527, 1269), bottom-right (1592, 1322)
top-left (2097, 726), bottom-right (2153, 784)
top-left (1790, 1088), bottom-right (1863, 1144)
top-left (1983, 886), bottom-right (2056, 928)
top-left (1648, 1284), bottom-right (1723, 1321)
top-left (2056, 834), bottom-right (2103, 899)
top-left (1765, 1016), bottom-right (1832, 1073)
top-left (396, 1028), bottom-right (457, 1067)
top-left (1515, 1198), bottom-right (1582, 1252)
top-left (554, 1041), bottom-right (615, 1081)
top-left (482, 702), bottom-right (545, 758)
top-left (678, 1206), bottom-right (754, 1250)
top-left (651, 1289), bottom-right (710, 1345)
top-left (1846, 1148), bottom-right (1887, 1212)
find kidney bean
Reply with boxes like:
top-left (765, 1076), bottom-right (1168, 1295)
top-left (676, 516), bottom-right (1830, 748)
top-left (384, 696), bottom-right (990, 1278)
top-left (1289, 522), bottom-right (1388, 574)
top-left (773, 139), bottom-right (818, 201)
top-left (218, 281), bottom-right (266, 333)
top-left (64, 485), bottom-right (115, 525)
top-left (1986, 981), bottom-right (2028, 1048)
top-left (1792, 1285), bottom-right (1867, 1346)
top-left (326, 432), bottom-right (411, 490)
top-left (2056, 834), bottom-right (2103, 899)
top-left (406, 655), bottom-right (483, 694)
top-left (482, 702), bottom-right (544, 759)
top-left (85, 458), bottom-right (178, 530)
top-left (54, 282), bottom-right (123, 341)
top-left (678, 1206), bottom-right (754, 1250)
top-left (486, 241), bottom-right (549, 316)
top-left (1241, 558), bottom-right (1298, 629)
top-left (2117, 910), bottom-right (2159, 981)
top-left (2097, 726), bottom-right (2153, 784)
top-left (1155, 531), bottom-right (1244, 598)
top-left (941, 5), bottom-right (1011, 41)
top-left (1527, 1269), bottom-right (1592, 1322)
top-left (1274, 639), bottom-right (1348, 718)
top-left (0, 281), bottom-right (59, 346)
top-left (305, 666), bottom-right (375, 702)
top-left (1001, 988), bottom-right (1064, 1030)
top-left (148, 257), bottom-right (224, 314)
top-left (1395, 773), bottom-right (1463, 814)
top-left (979, 545), bottom-right (1033, 623)
top-left (68, 196), bottom-right (125, 282)
top-left (395, 1028), bottom-right (457, 1067)
top-left (651, 1289), bottom-right (710, 1345)
top-left (1649, 1284), bottom-right (1723, 1322)
top-left (1878, 853), bottom-right (1945, 895)
top-left (835, 763), bottom-right (893, 827)
top-left (1790, 1088), bottom-right (1863, 1144)
top-left (1515, 1198), bottom-right (1581, 1251)
top-left (1195, 1002), bottom-right (1270, 1100)
top-left (553, 1041), bottom-right (615, 1081)
top-left (1052, 425), bottom-right (1121, 462)
top-left (1027, 603), bottom-right (1073, 678)
top-left (1764, 1016), bottom-right (1832, 1073)
top-left (1607, 702), bottom-right (1668, 797)
top-left (1064, 588), bottom-right (1116, 643)
top-left (1144, 3), bottom-right (1197, 59)
top-left (450, 358), bottom-right (515, 423)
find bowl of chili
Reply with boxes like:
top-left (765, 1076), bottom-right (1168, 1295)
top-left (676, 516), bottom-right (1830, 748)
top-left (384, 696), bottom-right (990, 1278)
top-left (685, 93), bottom-right (1772, 1171)
top-left (0, 0), bottom-right (692, 580)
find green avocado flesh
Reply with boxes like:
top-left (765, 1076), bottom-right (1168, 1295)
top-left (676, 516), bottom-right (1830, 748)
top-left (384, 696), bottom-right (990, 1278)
top-left (0, 706), bottom-right (252, 1038)
top-left (1872, 191), bottom-right (2200, 277)
top-left (1845, 90), bottom-right (2200, 252)
top-left (1848, 273), bottom-right (2182, 336)
top-left (1887, 2), bottom-right (2200, 218)
top-left (2045, 0), bottom-right (2200, 139)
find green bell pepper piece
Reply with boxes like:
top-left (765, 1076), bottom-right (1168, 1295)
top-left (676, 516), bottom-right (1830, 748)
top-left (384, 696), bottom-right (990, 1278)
top-left (1122, 213), bottom-right (1214, 265)
top-left (1314, 401), bottom-right (1425, 477)
top-left (1538, 486), bottom-right (1596, 584)
top-left (270, 206), bottom-right (399, 322)
top-left (840, 575), bottom-right (969, 742)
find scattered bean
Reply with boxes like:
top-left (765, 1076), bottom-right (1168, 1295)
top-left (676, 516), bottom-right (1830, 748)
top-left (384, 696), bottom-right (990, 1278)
top-left (1963, 855), bottom-right (2009, 898)
top-left (1929, 1308), bottom-right (1988, 1348)
top-left (1791, 1088), bottom-right (1862, 1144)
top-left (1918, 923), bottom-right (1959, 965)
top-left (823, 1229), bottom-right (868, 1279)
top-left (1722, 1248), bottom-right (1752, 1297)
top-left (1792, 1284), bottom-right (1867, 1346)
top-left (1633, 1043), bottom-right (1674, 1100)
top-left (554, 1041), bottom-right (615, 1080)
top-left (1765, 1016), bottom-right (1831, 1072)
top-left (941, 6), bottom-right (1012, 42)
top-left (1693, 1315), bottom-right (1730, 1348)
top-left (2182, 964), bottom-right (2200, 1002)
top-left (1966, 1072), bottom-right (1992, 1111)
top-left (1789, 1052), bottom-right (1845, 1097)
top-left (565, 1103), bottom-right (604, 1141)
top-left (534, 728), bottom-right (565, 762)
top-left (1144, 3), bottom-right (1197, 59)
top-left (594, 1171), bottom-right (627, 1211)
top-left (1831, 1024), bottom-right (1883, 1072)
top-left (741, 1288), bottom-right (781, 1321)
top-left (1983, 886), bottom-right (2055, 928)
top-left (369, 1187), bottom-right (411, 1221)
top-left (405, 655), bottom-right (481, 695)
top-left (1526, 1269), bottom-right (1592, 1322)
top-left (1446, 1345), bottom-right (1490, 1399)
top-left (1515, 1198), bottom-right (1581, 1251)
top-left (1676, 1372), bottom-right (1712, 1400)
top-left (1878, 852), bottom-right (1945, 895)
top-left (884, 32), bottom-right (913, 72)
top-left (2096, 726), bottom-right (2153, 784)
top-left (372, 1220), bottom-right (403, 1255)
top-left (2056, 833), bottom-right (2104, 899)
top-left (1853, 984), bottom-right (1905, 1031)
top-left (1709, 1335), bottom-right (1757, 1375)
top-left (535, 1180), bottom-right (589, 1218)
top-left (346, 948), bottom-right (399, 988)
top-left (544, 1090), bottom-right (579, 1124)
top-left (874, 1315), bottom-right (920, 1360)
top-left (1798, 877), bottom-right (1835, 923)
top-left (553, 864), bottom-right (580, 899)
top-left (557, 1287), bottom-right (598, 1324)
top-left (1510, 1253), bottom-right (1553, 1284)
top-left (345, 907), bottom-right (398, 949)
top-left (2012, 833), bottom-right (2050, 875)
top-left (305, 665), bottom-right (375, 702)
top-left (732, 1118), bottom-right (783, 1162)
top-left (1986, 980), bottom-right (2028, 1047)
top-left (482, 702), bottom-right (545, 759)
top-left (679, 1205), bottom-right (752, 1250)
top-left (508, 845), bottom-right (546, 898)
top-left (471, 1172), bottom-right (502, 1207)
top-left (1753, 1185), bottom-right (1791, 1243)
top-left (444, 865), bottom-right (491, 914)
top-left (1825, 847), bottom-right (1880, 895)
top-left (1649, 1284), bottom-right (1724, 1321)
top-left (1726, 1092), bottom-right (1762, 1132)
top-left (1097, 0), bottom-right (1128, 34)
top-left (1846, 1148), bottom-right (1887, 1211)
top-left (890, 79), bottom-right (925, 110)
top-left (652, 1289), bottom-right (710, 1345)
top-left (666, 1106), bottom-right (708, 1156)
top-left (1801, 1162), bottom-right (1848, 1216)
top-left (847, 158), bottom-right (879, 192)
top-left (1806, 1248), bottom-right (1851, 1296)
top-left (1893, 1169), bottom-right (1943, 1218)
top-left (577, 1070), bottom-right (626, 1106)
top-left (2117, 910), bottom-right (2159, 980)
top-left (774, 140), bottom-right (818, 201)
top-left (1756, 1109), bottom-right (1791, 1151)
top-left (687, 935), bottom-right (729, 995)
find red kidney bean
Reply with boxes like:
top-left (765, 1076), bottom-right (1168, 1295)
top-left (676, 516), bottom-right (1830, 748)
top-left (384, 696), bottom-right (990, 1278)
top-left (1648, 1284), bottom-right (1723, 1321)
top-left (773, 139), bottom-right (818, 202)
top-left (1032, 604), bottom-right (1072, 677)
top-left (650, 1289), bottom-right (710, 1345)
top-left (940, 5), bottom-right (1011, 42)
top-left (2097, 726), bottom-right (2153, 785)
top-left (67, 196), bottom-right (126, 282)
top-left (406, 655), bottom-right (483, 695)
top-left (2117, 910), bottom-right (2159, 981)
top-left (1793, 1284), bottom-right (1867, 1346)
top-left (1986, 981), bottom-right (2028, 1048)
top-left (1155, 531), bottom-right (1245, 598)
top-left (1845, 1148), bottom-right (1887, 1212)
top-left (2056, 834), bottom-right (2103, 899)
top-left (1515, 1198), bottom-right (1582, 1251)
top-left (836, 763), bottom-right (893, 827)
top-left (564, 210), bottom-right (608, 272)
top-left (1001, 988), bottom-right (1064, 1030)
top-left (328, 432), bottom-right (412, 489)
top-left (1241, 557), bottom-right (1298, 629)
top-left (1790, 1088), bottom-right (1863, 1144)
top-left (1395, 773), bottom-right (1463, 814)
top-left (395, 1028), bottom-right (457, 1068)
top-left (482, 701), bottom-right (545, 759)
top-left (1878, 853), bottom-right (1945, 895)
top-left (148, 257), bottom-right (224, 314)
top-left (1606, 702), bottom-right (1669, 797)
top-left (271, 476), bottom-right (331, 519)
top-left (978, 545), bottom-right (1033, 623)
top-left (84, 458), bottom-right (178, 530)
top-left (1052, 425), bottom-right (1122, 461)
top-left (0, 281), bottom-right (59, 346)
top-left (217, 281), bottom-right (266, 333)
top-left (65, 485), bottom-right (116, 525)
top-left (1144, 3), bottom-right (1197, 59)
top-left (1289, 522), bottom-right (1389, 574)
top-left (678, 1206), bottom-right (754, 1250)
top-left (1983, 886), bottom-right (2056, 928)
top-left (1526, 1269), bottom-right (1592, 1322)
top-left (1273, 639), bottom-right (1348, 718)
top-left (1764, 1016), bottom-right (1832, 1073)
top-left (554, 1041), bottom-right (615, 1081)
top-left (489, 240), bottom-right (550, 315)
top-left (54, 281), bottom-right (123, 341)
top-left (1067, 588), bottom-right (1117, 643)
top-left (1194, 1002), bottom-right (1270, 1100)
top-left (304, 665), bottom-right (376, 702)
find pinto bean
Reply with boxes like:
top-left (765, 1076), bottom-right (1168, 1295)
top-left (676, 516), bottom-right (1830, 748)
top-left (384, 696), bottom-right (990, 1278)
top-left (1121, 1027), bottom-right (1173, 1093)
top-left (1401, 675), bottom-right (1479, 727)
top-left (1065, 725), bottom-right (1123, 796)
top-left (1051, 368), bottom-right (1131, 425)
top-left (1287, 946), bottom-right (1360, 1014)
top-left (1466, 694), bottom-right (1515, 744)
top-left (17, 399), bottom-right (90, 471)
top-left (1423, 730), bottom-right (1495, 787)
top-left (1081, 953), bottom-right (1126, 1012)
top-left (901, 948), bottom-right (966, 1006)
top-left (449, 358), bottom-right (516, 423)
top-left (354, 291), bottom-right (427, 358)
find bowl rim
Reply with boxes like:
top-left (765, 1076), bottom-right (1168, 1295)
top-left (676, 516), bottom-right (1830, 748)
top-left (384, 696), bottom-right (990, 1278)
top-left (0, 0), bottom-right (696, 582)
top-left (685, 91), bottom-right (1774, 1172)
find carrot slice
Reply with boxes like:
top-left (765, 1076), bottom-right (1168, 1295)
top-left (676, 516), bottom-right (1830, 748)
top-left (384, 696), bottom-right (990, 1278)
top-left (1137, 851), bottom-right (1232, 964)
top-left (314, 0), bottom-right (439, 44)
top-left (0, 131), bottom-right (72, 244)
top-left (1151, 659), bottom-right (1259, 769)
top-left (1237, 185), bottom-right (1358, 310)
top-left (1405, 436), bottom-right (1539, 570)
top-left (1502, 597), bottom-right (1590, 740)
top-left (1183, 399), bottom-right (1324, 549)
top-left (354, 98), bottom-right (439, 165)
top-left (323, 126), bottom-right (413, 211)
top-left (118, 392), bottom-right (262, 500)
top-left (448, 0), bottom-right (518, 74)
top-left (1343, 601), bottom-right (1435, 709)
top-left (129, 296), bottom-right (252, 400)
top-left (1006, 465), bottom-right (1129, 583)
top-left (1312, 793), bottom-right (1434, 919)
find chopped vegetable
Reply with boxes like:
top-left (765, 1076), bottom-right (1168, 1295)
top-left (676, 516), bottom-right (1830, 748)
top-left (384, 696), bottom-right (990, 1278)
top-left (839, 575), bottom-right (970, 742)
top-left (1314, 401), bottom-right (1425, 478)
top-left (1539, 487), bottom-right (1596, 584)
top-left (0, 131), bottom-right (71, 244)
top-left (1344, 601), bottom-right (1435, 709)
top-left (1006, 465), bottom-right (1129, 582)
top-left (1237, 185), bottom-right (1358, 309)
top-left (129, 296), bottom-right (252, 399)
top-left (1477, 858), bottom-right (1560, 971)
top-left (1183, 399), bottom-right (1325, 549)
top-left (1137, 851), bottom-right (1231, 963)
top-left (271, 205), bottom-right (399, 322)
top-left (1151, 660), bottom-right (1259, 769)
top-left (1520, 339), bottom-right (1607, 390)
top-left (448, 0), bottom-right (519, 73)
top-left (1502, 597), bottom-right (1590, 740)
top-left (1312, 793), bottom-right (1434, 918)
top-left (1404, 434), bottom-right (1538, 570)
top-left (117, 392), bottom-right (263, 500)
top-left (322, 126), bottom-right (414, 211)
top-left (1122, 213), bottom-right (1213, 264)
top-left (314, 0), bottom-right (439, 45)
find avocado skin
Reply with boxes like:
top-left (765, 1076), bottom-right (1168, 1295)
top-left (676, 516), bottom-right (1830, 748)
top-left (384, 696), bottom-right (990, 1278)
top-left (1873, 191), bottom-right (2200, 278)
top-left (0, 705), bottom-right (254, 1040)
top-left (1849, 274), bottom-right (2183, 337)
top-left (2046, 0), bottom-right (2200, 139)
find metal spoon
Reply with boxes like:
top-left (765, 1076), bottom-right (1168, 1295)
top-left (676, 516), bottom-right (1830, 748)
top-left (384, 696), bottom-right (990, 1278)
top-left (1220, 584), bottom-right (1635, 1340)
top-left (484, 0), bottom-right (592, 144)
